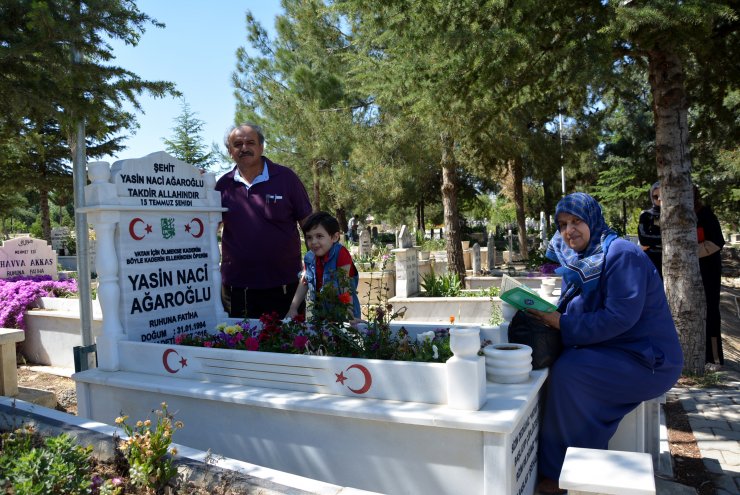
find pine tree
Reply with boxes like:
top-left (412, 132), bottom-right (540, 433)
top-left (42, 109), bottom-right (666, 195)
top-left (163, 100), bottom-right (217, 170)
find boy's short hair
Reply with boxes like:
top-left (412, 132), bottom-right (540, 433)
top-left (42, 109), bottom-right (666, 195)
top-left (302, 211), bottom-right (340, 236)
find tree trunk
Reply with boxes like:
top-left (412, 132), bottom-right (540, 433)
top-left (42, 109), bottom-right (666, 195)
top-left (648, 47), bottom-right (705, 375)
top-left (509, 158), bottom-right (528, 259)
top-left (416, 200), bottom-right (425, 234)
top-left (336, 208), bottom-right (347, 237)
top-left (440, 132), bottom-right (466, 285)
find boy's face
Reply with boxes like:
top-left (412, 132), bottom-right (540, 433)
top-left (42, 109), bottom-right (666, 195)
top-left (305, 224), bottom-right (340, 258)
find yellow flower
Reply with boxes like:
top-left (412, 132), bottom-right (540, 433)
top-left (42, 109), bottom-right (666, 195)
top-left (449, 316), bottom-right (455, 324)
top-left (224, 324), bottom-right (241, 335)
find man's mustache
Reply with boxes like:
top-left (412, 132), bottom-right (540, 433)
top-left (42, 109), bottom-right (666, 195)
top-left (239, 151), bottom-right (255, 156)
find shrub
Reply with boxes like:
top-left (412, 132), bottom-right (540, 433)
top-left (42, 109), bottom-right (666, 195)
top-left (420, 269), bottom-right (462, 297)
top-left (0, 425), bottom-right (94, 495)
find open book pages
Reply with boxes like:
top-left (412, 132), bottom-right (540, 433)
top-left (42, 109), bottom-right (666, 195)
top-left (500, 274), bottom-right (558, 313)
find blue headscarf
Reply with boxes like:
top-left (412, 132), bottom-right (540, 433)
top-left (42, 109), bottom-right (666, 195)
top-left (546, 193), bottom-right (618, 299)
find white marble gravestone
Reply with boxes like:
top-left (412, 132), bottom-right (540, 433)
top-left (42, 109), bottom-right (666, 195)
top-left (471, 243), bottom-right (481, 274)
top-left (0, 237), bottom-right (58, 279)
top-left (81, 151), bottom-right (226, 370)
top-left (50, 227), bottom-right (70, 255)
top-left (487, 233), bottom-right (496, 271)
top-left (392, 245), bottom-right (419, 297)
top-left (358, 229), bottom-right (372, 258)
top-left (398, 225), bottom-right (414, 248)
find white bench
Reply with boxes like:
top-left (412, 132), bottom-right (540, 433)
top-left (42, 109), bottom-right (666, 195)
top-left (560, 447), bottom-right (656, 495)
top-left (0, 328), bottom-right (25, 396)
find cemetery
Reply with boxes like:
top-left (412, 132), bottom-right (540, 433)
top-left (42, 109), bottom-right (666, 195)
top-left (0, 154), bottom-right (673, 495)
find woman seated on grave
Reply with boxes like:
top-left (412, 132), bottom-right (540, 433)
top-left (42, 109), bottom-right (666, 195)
top-left (528, 192), bottom-right (683, 495)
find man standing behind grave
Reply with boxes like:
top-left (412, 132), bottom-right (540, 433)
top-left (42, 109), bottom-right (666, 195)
top-left (216, 123), bottom-right (313, 318)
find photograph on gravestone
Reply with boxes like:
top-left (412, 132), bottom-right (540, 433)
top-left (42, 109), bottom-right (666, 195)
top-left (110, 152), bottom-right (220, 344)
top-left (0, 237), bottom-right (58, 279)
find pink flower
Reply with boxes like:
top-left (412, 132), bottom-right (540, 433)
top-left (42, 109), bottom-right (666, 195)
top-left (245, 337), bottom-right (259, 351)
top-left (204, 342), bottom-right (213, 348)
top-left (293, 335), bottom-right (309, 350)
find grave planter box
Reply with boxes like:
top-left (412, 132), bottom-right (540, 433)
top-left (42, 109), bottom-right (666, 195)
top-left (116, 323), bottom-right (486, 409)
top-left (121, 341), bottom-right (445, 403)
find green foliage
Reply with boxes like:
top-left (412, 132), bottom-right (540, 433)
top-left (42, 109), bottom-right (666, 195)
top-left (420, 269), bottom-right (462, 297)
top-left (163, 100), bottom-right (219, 170)
top-left (0, 425), bottom-right (93, 495)
top-left (419, 238), bottom-right (446, 251)
top-left (487, 196), bottom-right (517, 229)
top-left (115, 403), bottom-right (182, 492)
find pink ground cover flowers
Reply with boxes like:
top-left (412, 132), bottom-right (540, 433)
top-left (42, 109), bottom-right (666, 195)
top-left (0, 275), bottom-right (78, 329)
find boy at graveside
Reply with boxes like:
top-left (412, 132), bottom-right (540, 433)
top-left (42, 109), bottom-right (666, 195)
top-left (528, 192), bottom-right (683, 495)
top-left (287, 211), bottom-right (362, 321)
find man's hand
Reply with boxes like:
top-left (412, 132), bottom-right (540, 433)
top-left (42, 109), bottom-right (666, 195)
top-left (527, 308), bottom-right (561, 330)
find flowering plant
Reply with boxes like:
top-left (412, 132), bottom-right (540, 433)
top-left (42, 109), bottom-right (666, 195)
top-left (115, 402), bottom-right (182, 492)
top-left (177, 270), bottom-right (453, 363)
top-left (0, 275), bottom-right (78, 329)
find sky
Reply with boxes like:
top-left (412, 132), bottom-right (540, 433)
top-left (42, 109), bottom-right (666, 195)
top-left (99, 0), bottom-right (284, 166)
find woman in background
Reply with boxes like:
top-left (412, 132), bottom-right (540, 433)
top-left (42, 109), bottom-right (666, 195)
top-left (638, 181), bottom-right (663, 278)
top-left (694, 186), bottom-right (725, 369)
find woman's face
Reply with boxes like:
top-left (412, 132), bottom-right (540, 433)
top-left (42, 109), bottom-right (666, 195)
top-left (557, 212), bottom-right (591, 252)
top-left (652, 187), bottom-right (661, 206)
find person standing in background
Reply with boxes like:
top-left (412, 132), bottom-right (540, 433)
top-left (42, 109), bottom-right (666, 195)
top-left (694, 186), bottom-right (725, 369)
top-left (638, 181), bottom-right (663, 278)
top-left (216, 123), bottom-right (313, 319)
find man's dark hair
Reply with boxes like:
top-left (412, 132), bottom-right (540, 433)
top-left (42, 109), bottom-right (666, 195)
top-left (302, 211), bottom-right (340, 236)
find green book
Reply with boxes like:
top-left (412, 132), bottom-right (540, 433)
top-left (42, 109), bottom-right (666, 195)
top-left (499, 275), bottom-right (558, 313)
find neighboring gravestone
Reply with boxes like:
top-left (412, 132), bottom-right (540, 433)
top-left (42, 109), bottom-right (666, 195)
top-left (471, 243), bottom-right (481, 275)
top-left (0, 237), bottom-right (58, 279)
top-left (393, 245), bottom-right (419, 297)
top-left (358, 229), bottom-right (372, 258)
top-left (51, 227), bottom-right (70, 255)
top-left (398, 225), bottom-right (414, 248)
top-left (84, 151), bottom-right (226, 370)
top-left (487, 233), bottom-right (496, 271)
top-left (539, 211), bottom-right (547, 250)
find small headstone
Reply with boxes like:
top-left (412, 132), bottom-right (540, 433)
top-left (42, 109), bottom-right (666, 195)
top-left (0, 237), bottom-right (58, 279)
top-left (51, 227), bottom-right (70, 255)
top-left (507, 229), bottom-right (514, 264)
top-left (471, 243), bottom-right (481, 274)
top-left (487, 233), bottom-right (496, 271)
top-left (398, 225), bottom-right (414, 249)
top-left (393, 246), bottom-right (419, 297)
top-left (539, 211), bottom-right (547, 250)
top-left (359, 229), bottom-right (372, 258)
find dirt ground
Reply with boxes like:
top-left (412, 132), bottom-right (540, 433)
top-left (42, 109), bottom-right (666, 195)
top-left (14, 248), bottom-right (740, 494)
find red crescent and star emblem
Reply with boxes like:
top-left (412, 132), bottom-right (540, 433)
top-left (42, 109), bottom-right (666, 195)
top-left (162, 348), bottom-right (187, 374)
top-left (129, 217), bottom-right (153, 240)
top-left (184, 218), bottom-right (204, 238)
top-left (335, 363), bottom-right (372, 394)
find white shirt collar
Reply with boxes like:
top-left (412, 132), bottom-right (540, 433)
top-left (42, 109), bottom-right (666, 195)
top-left (233, 158), bottom-right (269, 189)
